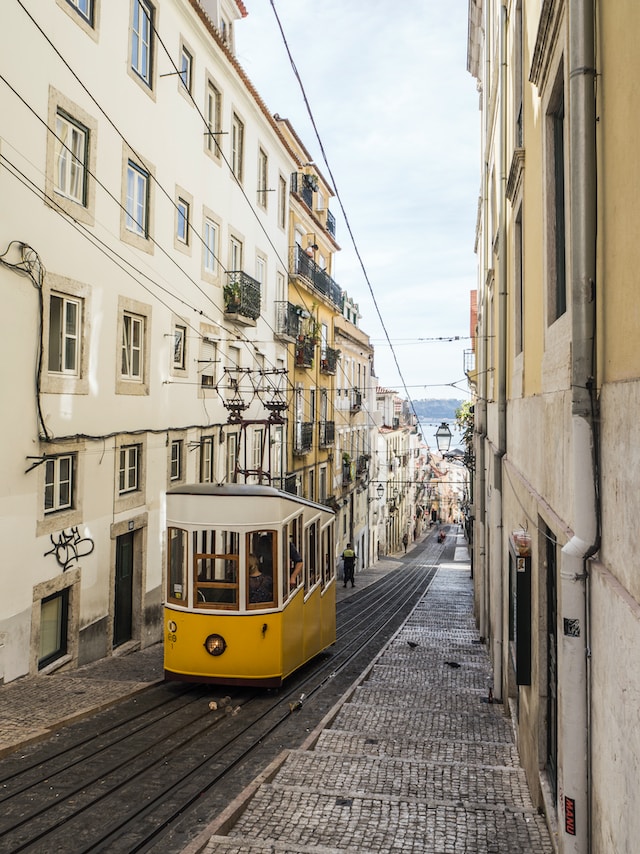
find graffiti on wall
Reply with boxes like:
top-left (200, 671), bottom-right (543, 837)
top-left (44, 527), bottom-right (95, 571)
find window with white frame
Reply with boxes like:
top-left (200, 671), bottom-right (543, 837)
top-left (179, 45), bottom-right (192, 92)
top-left (231, 113), bottom-right (244, 180)
top-left (226, 433), bottom-right (237, 482)
top-left (200, 336), bottom-right (216, 388)
top-left (176, 197), bottom-right (189, 244)
top-left (256, 256), bottom-right (265, 287)
top-left (200, 436), bottom-right (215, 482)
top-left (54, 111), bottom-right (88, 205)
top-left (48, 293), bottom-right (81, 375)
top-left (173, 324), bottom-right (186, 369)
top-left (121, 311), bottom-right (144, 380)
top-left (252, 428), bottom-right (263, 471)
top-left (66, 0), bottom-right (94, 25)
top-left (44, 454), bottom-right (75, 513)
top-left (257, 148), bottom-right (268, 208)
top-left (278, 175), bottom-right (286, 229)
top-left (119, 444), bottom-right (140, 493)
top-left (125, 160), bottom-right (149, 236)
top-left (204, 218), bottom-right (218, 274)
top-left (206, 81), bottom-right (221, 156)
top-left (229, 236), bottom-right (243, 272)
top-left (170, 439), bottom-right (183, 481)
top-left (131, 0), bottom-right (154, 86)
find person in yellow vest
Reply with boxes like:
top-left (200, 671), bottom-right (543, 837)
top-left (342, 543), bottom-right (356, 588)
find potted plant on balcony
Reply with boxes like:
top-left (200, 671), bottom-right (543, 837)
top-left (224, 280), bottom-right (242, 313)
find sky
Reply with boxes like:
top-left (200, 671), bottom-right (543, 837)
top-left (235, 0), bottom-right (480, 403)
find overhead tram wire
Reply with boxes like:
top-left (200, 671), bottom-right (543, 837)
top-left (267, 0), bottom-right (433, 431)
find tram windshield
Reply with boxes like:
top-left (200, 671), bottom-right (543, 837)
top-left (194, 529), bottom-right (238, 608)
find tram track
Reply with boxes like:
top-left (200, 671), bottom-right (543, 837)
top-left (0, 532), bottom-right (453, 853)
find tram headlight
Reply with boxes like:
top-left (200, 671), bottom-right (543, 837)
top-left (204, 633), bottom-right (227, 656)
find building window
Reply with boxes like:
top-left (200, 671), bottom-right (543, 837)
top-left (66, 0), bottom-right (94, 25)
top-left (257, 148), bottom-right (268, 208)
top-left (548, 73), bottom-right (566, 323)
top-left (39, 589), bottom-right (69, 670)
top-left (54, 111), bottom-right (88, 205)
top-left (170, 439), bottom-right (183, 481)
top-left (48, 293), bottom-right (81, 375)
top-left (226, 433), bottom-right (237, 482)
top-left (173, 324), bottom-right (186, 369)
top-left (119, 444), bottom-right (140, 493)
top-left (121, 311), bottom-right (144, 380)
top-left (177, 197), bottom-right (189, 244)
top-left (179, 45), bottom-right (192, 92)
top-left (44, 454), bottom-right (75, 513)
top-left (131, 0), bottom-right (153, 86)
top-left (206, 81), bottom-right (221, 155)
top-left (278, 175), bottom-right (286, 229)
top-left (252, 428), bottom-right (263, 471)
top-left (229, 236), bottom-right (243, 272)
top-left (200, 336), bottom-right (216, 388)
top-left (125, 160), bottom-right (149, 236)
top-left (200, 436), bottom-right (215, 482)
top-left (204, 218), bottom-right (218, 273)
top-left (231, 113), bottom-right (244, 181)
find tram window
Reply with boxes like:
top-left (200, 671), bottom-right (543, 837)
top-left (193, 528), bottom-right (238, 609)
top-left (167, 527), bottom-right (187, 603)
top-left (321, 526), bottom-right (333, 587)
top-left (306, 521), bottom-right (318, 588)
top-left (287, 516), bottom-right (304, 595)
top-left (246, 531), bottom-right (276, 608)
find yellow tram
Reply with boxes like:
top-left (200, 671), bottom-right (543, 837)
top-left (164, 484), bottom-right (336, 686)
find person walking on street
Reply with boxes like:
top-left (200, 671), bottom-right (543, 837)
top-left (342, 543), bottom-right (356, 588)
top-left (402, 532), bottom-right (408, 553)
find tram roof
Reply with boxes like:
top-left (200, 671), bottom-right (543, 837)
top-left (166, 483), bottom-right (336, 516)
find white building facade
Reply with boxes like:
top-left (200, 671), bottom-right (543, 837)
top-left (0, 0), bottom-right (296, 682)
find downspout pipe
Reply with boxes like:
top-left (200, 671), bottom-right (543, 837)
top-left (560, 1), bottom-right (598, 852)
top-left (492, 0), bottom-right (508, 703)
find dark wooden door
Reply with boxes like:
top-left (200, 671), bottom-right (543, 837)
top-left (114, 532), bottom-right (134, 647)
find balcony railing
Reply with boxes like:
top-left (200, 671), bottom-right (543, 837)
top-left (464, 348), bottom-right (476, 375)
top-left (293, 421), bottom-right (313, 455)
top-left (295, 335), bottom-right (316, 368)
top-left (326, 209), bottom-right (336, 237)
top-left (275, 301), bottom-right (302, 339)
top-left (350, 389), bottom-right (362, 412)
top-left (290, 245), bottom-right (343, 310)
top-left (319, 420), bottom-right (335, 448)
top-left (356, 454), bottom-right (370, 476)
top-left (291, 172), bottom-right (316, 209)
top-left (320, 346), bottom-right (340, 375)
top-left (224, 271), bottom-right (261, 321)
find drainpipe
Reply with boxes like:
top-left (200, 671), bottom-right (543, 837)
top-left (559, 1), bottom-right (598, 852)
top-left (490, 0), bottom-right (508, 703)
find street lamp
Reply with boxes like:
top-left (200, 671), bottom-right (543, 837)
top-left (376, 483), bottom-right (384, 500)
top-left (435, 422), bottom-right (453, 453)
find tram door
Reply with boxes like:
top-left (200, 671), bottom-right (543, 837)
top-left (114, 532), bottom-right (134, 647)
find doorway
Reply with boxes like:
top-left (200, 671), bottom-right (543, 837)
top-left (114, 531), bottom-right (134, 647)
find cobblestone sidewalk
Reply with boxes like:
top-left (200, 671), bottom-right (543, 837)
top-left (190, 564), bottom-right (554, 853)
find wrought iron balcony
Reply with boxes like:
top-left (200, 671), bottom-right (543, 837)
top-left (356, 453), bottom-right (370, 476)
top-left (293, 421), bottom-right (313, 456)
top-left (319, 420), bottom-right (335, 448)
top-left (350, 389), bottom-right (362, 412)
top-left (342, 461), bottom-right (354, 486)
top-left (275, 301), bottom-right (302, 340)
top-left (290, 172), bottom-right (316, 209)
top-left (224, 271), bottom-right (261, 322)
top-left (326, 209), bottom-right (336, 237)
top-left (464, 348), bottom-right (476, 375)
top-left (320, 346), bottom-right (340, 375)
top-left (290, 245), bottom-right (343, 310)
top-left (295, 335), bottom-right (316, 368)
